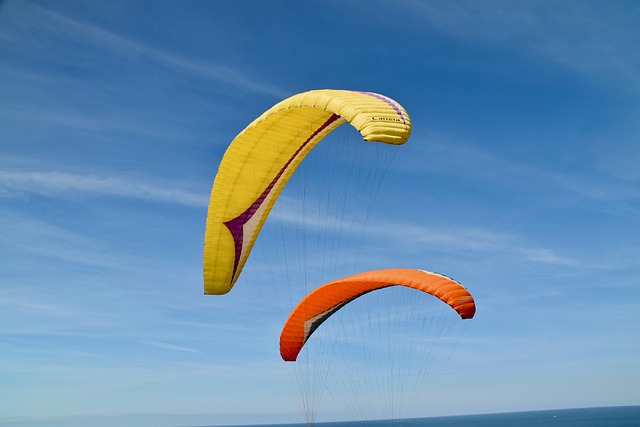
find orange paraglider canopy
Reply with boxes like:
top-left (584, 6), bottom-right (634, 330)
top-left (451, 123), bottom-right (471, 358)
top-left (280, 268), bottom-right (475, 361)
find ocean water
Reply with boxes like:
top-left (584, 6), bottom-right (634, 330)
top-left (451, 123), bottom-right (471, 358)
top-left (1, 406), bottom-right (637, 427)
top-left (211, 406), bottom-right (640, 427)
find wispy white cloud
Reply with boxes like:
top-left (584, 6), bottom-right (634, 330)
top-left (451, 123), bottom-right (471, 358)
top-left (0, 98), bottom-right (200, 142)
top-left (408, 134), bottom-right (640, 207)
top-left (399, 0), bottom-right (640, 91)
top-left (0, 210), bottom-right (124, 269)
top-left (0, 1), bottom-right (288, 98)
top-left (0, 291), bottom-right (81, 320)
top-left (0, 171), bottom-right (207, 207)
top-left (258, 194), bottom-right (582, 270)
top-left (167, 319), bottom-right (252, 333)
top-left (258, 210), bottom-right (583, 274)
top-left (268, 188), bottom-right (582, 267)
top-left (141, 341), bottom-right (198, 353)
top-left (375, 220), bottom-right (582, 267)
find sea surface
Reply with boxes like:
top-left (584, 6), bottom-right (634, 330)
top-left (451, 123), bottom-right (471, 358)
top-left (1, 406), bottom-right (638, 427)
top-left (209, 406), bottom-right (640, 427)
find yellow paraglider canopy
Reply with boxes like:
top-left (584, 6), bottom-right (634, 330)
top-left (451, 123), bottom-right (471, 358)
top-left (204, 89), bottom-right (412, 295)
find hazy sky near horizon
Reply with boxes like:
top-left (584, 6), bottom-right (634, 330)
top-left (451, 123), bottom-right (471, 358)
top-left (1, 1), bottom-right (639, 426)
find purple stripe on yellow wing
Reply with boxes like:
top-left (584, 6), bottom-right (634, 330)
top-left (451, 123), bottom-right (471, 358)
top-left (359, 91), bottom-right (409, 128)
top-left (223, 113), bottom-right (342, 281)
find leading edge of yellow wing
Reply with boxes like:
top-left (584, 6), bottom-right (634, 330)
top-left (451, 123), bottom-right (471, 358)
top-left (204, 89), bottom-right (412, 295)
top-left (264, 90), bottom-right (412, 144)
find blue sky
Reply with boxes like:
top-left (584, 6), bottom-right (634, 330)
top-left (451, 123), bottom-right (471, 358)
top-left (1, 0), bottom-right (639, 426)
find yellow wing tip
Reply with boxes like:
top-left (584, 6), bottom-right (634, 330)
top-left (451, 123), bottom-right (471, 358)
top-left (204, 286), bottom-right (231, 296)
top-left (203, 277), bottom-right (233, 295)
